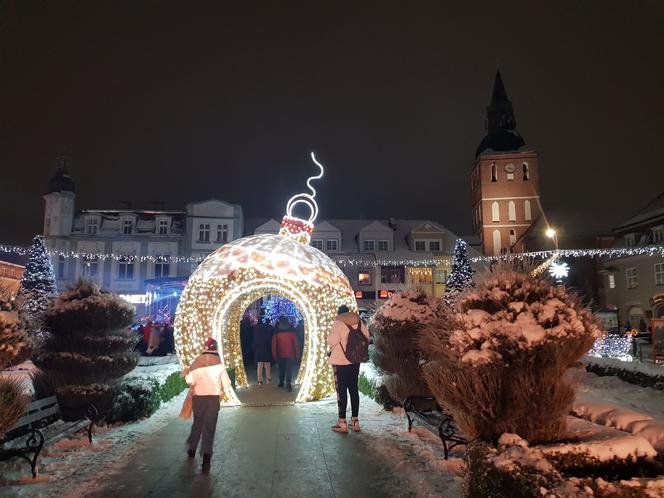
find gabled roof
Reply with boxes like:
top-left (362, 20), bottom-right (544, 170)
top-left (614, 191), bottom-right (664, 233)
top-left (410, 221), bottom-right (446, 233)
top-left (313, 220), bottom-right (341, 233)
top-left (254, 218), bottom-right (281, 233)
top-left (359, 220), bottom-right (392, 232)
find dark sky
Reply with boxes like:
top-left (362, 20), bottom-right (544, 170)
top-left (1, 1), bottom-right (663, 245)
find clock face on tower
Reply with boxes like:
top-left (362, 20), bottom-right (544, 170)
top-left (504, 163), bottom-right (516, 173)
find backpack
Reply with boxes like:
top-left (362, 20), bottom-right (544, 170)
top-left (341, 321), bottom-right (369, 364)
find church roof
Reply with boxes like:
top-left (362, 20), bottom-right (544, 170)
top-left (47, 155), bottom-right (76, 194)
top-left (476, 70), bottom-right (526, 157)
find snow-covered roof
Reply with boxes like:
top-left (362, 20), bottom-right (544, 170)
top-left (614, 192), bottom-right (664, 233)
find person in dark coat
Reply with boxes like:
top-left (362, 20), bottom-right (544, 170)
top-left (271, 316), bottom-right (300, 392)
top-left (240, 317), bottom-right (254, 365)
top-left (253, 320), bottom-right (273, 385)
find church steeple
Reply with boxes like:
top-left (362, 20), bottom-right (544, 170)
top-left (476, 69), bottom-right (526, 157)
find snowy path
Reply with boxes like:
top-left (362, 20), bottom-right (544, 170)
top-left (1, 394), bottom-right (463, 498)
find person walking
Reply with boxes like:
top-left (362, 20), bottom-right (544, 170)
top-left (271, 316), bottom-right (300, 392)
top-left (253, 319), bottom-right (273, 385)
top-left (184, 337), bottom-right (231, 473)
top-left (327, 305), bottom-right (370, 433)
top-left (145, 323), bottom-right (162, 355)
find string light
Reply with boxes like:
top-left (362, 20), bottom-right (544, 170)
top-left (587, 334), bottom-right (633, 362)
top-left (470, 245), bottom-right (664, 263)
top-left (174, 153), bottom-right (357, 405)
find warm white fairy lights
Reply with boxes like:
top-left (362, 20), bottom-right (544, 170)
top-left (470, 245), bottom-right (664, 263)
top-left (588, 334), bottom-right (634, 362)
top-left (174, 153), bottom-right (357, 405)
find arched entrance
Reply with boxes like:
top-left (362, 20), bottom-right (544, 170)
top-left (174, 234), bottom-right (357, 405)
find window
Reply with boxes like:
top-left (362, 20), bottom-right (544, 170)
top-left (434, 269), bottom-right (448, 285)
top-left (508, 201), bottom-right (516, 222)
top-left (492, 229), bottom-right (501, 256)
top-left (608, 274), bottom-right (616, 289)
top-left (626, 267), bottom-right (638, 289)
top-left (86, 218), bottom-right (99, 235)
top-left (122, 219), bottom-right (133, 234)
top-left (326, 239), bottom-right (338, 252)
top-left (652, 226), bottom-right (664, 244)
top-left (118, 259), bottom-right (135, 280)
top-left (414, 240), bottom-right (426, 251)
top-left (625, 234), bottom-right (636, 248)
top-left (198, 223), bottom-right (210, 242)
top-left (57, 255), bottom-right (66, 279)
top-left (509, 229), bottom-right (516, 247)
top-left (428, 240), bottom-right (441, 252)
top-left (81, 257), bottom-right (98, 278)
top-left (492, 201), bottom-right (500, 222)
top-left (523, 163), bottom-right (530, 181)
top-left (158, 219), bottom-right (169, 235)
top-left (377, 240), bottom-right (389, 251)
top-left (363, 240), bottom-right (375, 251)
top-left (311, 239), bottom-right (324, 250)
top-left (381, 266), bottom-right (404, 284)
top-left (154, 257), bottom-right (170, 279)
top-left (655, 263), bottom-right (664, 286)
top-left (358, 269), bottom-right (372, 286)
top-left (491, 163), bottom-right (497, 182)
top-left (524, 200), bottom-right (532, 221)
top-left (216, 224), bottom-right (229, 243)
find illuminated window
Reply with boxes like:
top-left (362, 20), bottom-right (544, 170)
top-left (523, 163), bottom-right (530, 181)
top-left (122, 219), bottom-right (133, 234)
top-left (118, 259), bottom-right (135, 280)
top-left (524, 200), bottom-right (532, 221)
top-left (492, 202), bottom-right (500, 222)
top-left (608, 274), bottom-right (616, 289)
top-left (198, 224), bottom-right (210, 242)
top-left (655, 263), bottom-right (664, 286)
top-left (377, 240), bottom-right (389, 251)
top-left (326, 239), bottom-right (338, 252)
top-left (491, 163), bottom-right (497, 182)
top-left (86, 218), bottom-right (99, 235)
top-left (216, 224), bottom-right (229, 243)
top-left (508, 201), bottom-right (516, 222)
top-left (311, 239), bottom-right (323, 250)
top-left (434, 269), bottom-right (448, 285)
top-left (358, 270), bottom-right (372, 286)
top-left (626, 267), bottom-right (638, 289)
top-left (414, 240), bottom-right (426, 251)
top-left (363, 240), bottom-right (375, 251)
top-left (158, 219), bottom-right (169, 235)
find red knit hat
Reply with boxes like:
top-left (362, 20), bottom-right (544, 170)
top-left (204, 337), bottom-right (218, 351)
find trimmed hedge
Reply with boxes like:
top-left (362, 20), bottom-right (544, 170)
top-left (158, 372), bottom-right (188, 403)
top-left (584, 362), bottom-right (664, 392)
top-left (358, 371), bottom-right (399, 410)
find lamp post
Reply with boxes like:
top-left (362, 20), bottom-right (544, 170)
top-left (546, 227), bottom-right (559, 249)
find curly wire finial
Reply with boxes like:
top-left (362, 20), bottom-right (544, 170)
top-left (285, 152), bottom-right (325, 224)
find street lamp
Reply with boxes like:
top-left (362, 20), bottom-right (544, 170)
top-left (545, 227), bottom-right (559, 249)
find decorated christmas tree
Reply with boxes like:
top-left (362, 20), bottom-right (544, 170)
top-left (444, 238), bottom-right (474, 305)
top-left (0, 297), bottom-right (33, 437)
top-left (33, 280), bottom-right (138, 420)
top-left (17, 235), bottom-right (58, 330)
top-left (262, 295), bottom-right (303, 324)
top-left (371, 289), bottom-right (443, 404)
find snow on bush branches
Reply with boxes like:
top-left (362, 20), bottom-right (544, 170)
top-left (420, 269), bottom-right (602, 444)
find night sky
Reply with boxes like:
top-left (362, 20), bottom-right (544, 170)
top-left (1, 1), bottom-right (663, 245)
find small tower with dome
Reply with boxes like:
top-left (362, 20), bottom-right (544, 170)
top-left (43, 153), bottom-right (76, 237)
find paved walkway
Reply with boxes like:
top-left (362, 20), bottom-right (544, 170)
top-left (92, 401), bottom-right (430, 498)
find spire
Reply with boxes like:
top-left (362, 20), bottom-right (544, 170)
top-left (47, 151), bottom-right (76, 194)
top-left (475, 69), bottom-right (526, 157)
top-left (491, 69), bottom-right (508, 103)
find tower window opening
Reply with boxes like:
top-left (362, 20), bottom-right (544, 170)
top-left (523, 163), bottom-right (530, 181)
top-left (491, 163), bottom-right (497, 182)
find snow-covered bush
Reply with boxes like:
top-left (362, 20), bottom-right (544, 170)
top-left (107, 378), bottom-right (161, 423)
top-left (33, 280), bottom-right (138, 420)
top-left (420, 269), bottom-right (602, 444)
top-left (371, 289), bottom-right (443, 403)
top-left (0, 297), bottom-right (32, 437)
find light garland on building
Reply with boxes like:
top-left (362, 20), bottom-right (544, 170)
top-left (470, 245), bottom-right (664, 263)
top-left (174, 153), bottom-right (357, 405)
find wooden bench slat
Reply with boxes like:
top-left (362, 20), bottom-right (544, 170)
top-left (24, 396), bottom-right (58, 411)
top-left (10, 406), bottom-right (60, 431)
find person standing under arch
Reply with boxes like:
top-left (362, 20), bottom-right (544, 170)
top-left (272, 316), bottom-right (300, 392)
top-left (254, 318), bottom-right (274, 385)
top-left (328, 305), bottom-right (370, 433)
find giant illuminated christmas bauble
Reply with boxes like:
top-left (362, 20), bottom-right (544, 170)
top-left (174, 154), bottom-right (356, 404)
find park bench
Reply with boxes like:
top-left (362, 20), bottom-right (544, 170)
top-left (0, 396), bottom-right (98, 478)
top-left (403, 395), bottom-right (468, 459)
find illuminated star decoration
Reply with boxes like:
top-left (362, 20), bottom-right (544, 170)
top-left (549, 261), bottom-right (570, 280)
top-left (174, 152), bottom-right (357, 405)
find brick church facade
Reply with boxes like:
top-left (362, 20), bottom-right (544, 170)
top-left (471, 71), bottom-right (542, 256)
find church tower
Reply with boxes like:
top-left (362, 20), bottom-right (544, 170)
top-left (470, 70), bottom-right (541, 256)
top-left (43, 153), bottom-right (76, 237)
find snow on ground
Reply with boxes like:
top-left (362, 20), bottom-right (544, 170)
top-left (0, 391), bottom-right (188, 497)
top-left (299, 394), bottom-right (464, 497)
